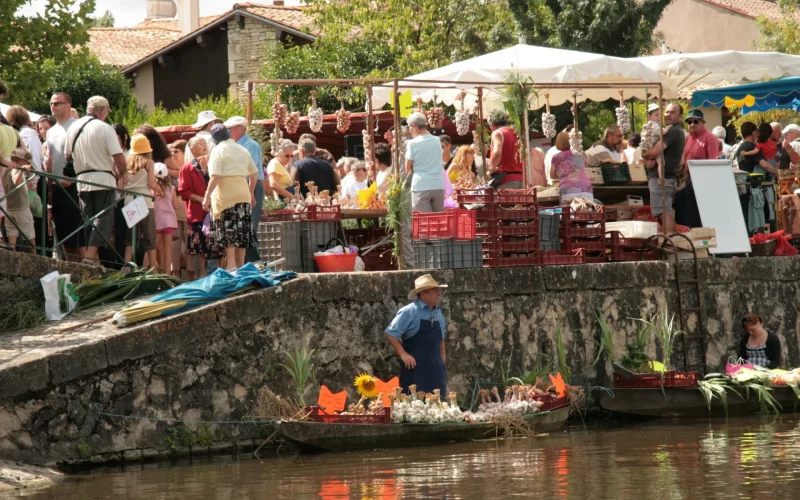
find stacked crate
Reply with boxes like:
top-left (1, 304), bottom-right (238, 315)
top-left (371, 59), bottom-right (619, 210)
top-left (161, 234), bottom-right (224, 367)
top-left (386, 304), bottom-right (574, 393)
top-left (257, 221), bottom-right (338, 272)
top-left (537, 209), bottom-right (586, 265)
top-left (457, 188), bottom-right (540, 268)
top-left (606, 231), bottom-right (660, 262)
top-left (411, 209), bottom-right (481, 270)
top-left (345, 226), bottom-right (395, 271)
top-left (561, 206), bottom-right (607, 263)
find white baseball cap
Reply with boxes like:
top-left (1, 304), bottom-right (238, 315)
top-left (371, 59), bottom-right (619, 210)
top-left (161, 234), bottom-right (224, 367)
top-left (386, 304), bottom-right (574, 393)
top-left (223, 116), bottom-right (247, 129)
top-left (192, 110), bottom-right (222, 129)
top-left (647, 103), bottom-right (660, 113)
top-left (782, 124), bottom-right (800, 135)
top-left (154, 162), bottom-right (169, 179)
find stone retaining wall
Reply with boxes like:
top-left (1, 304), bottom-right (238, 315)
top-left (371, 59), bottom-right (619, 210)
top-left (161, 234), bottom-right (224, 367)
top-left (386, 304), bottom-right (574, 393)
top-left (1, 257), bottom-right (799, 465)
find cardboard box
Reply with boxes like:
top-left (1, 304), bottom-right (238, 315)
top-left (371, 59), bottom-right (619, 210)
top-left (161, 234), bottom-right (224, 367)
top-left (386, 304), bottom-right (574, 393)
top-left (588, 167), bottom-right (604, 185)
top-left (629, 162), bottom-right (647, 184)
top-left (615, 196), bottom-right (644, 219)
top-left (690, 227), bottom-right (716, 240)
top-left (677, 247), bottom-right (709, 259)
top-left (606, 221), bottom-right (658, 239)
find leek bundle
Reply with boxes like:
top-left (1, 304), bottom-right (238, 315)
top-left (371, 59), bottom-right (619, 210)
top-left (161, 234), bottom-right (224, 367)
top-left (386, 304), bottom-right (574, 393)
top-left (72, 268), bottom-right (181, 311)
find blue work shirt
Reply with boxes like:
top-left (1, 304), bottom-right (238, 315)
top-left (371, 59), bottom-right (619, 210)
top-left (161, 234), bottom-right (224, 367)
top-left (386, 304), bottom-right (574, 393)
top-left (385, 300), bottom-right (447, 341)
top-left (237, 134), bottom-right (264, 180)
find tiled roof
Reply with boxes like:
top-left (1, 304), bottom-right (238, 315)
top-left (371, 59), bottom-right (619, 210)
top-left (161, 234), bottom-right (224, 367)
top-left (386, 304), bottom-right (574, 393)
top-left (699, 0), bottom-right (796, 21)
top-left (89, 2), bottom-right (317, 70)
top-left (87, 27), bottom-right (183, 68)
top-left (677, 80), bottom-right (736, 100)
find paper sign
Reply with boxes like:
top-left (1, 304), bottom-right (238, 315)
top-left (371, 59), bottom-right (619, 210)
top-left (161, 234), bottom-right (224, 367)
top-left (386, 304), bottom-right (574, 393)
top-left (389, 91), bottom-right (414, 118)
top-left (376, 377), bottom-right (400, 407)
top-left (550, 373), bottom-right (567, 398)
top-left (122, 196), bottom-right (148, 228)
top-left (317, 385), bottom-right (347, 413)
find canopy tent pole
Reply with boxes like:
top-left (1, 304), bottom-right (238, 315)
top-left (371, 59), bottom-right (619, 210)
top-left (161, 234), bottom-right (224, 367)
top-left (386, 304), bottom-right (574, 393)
top-left (246, 81), bottom-right (253, 125)
top-left (477, 87), bottom-right (488, 180)
top-left (521, 82), bottom-right (533, 188)
top-left (367, 84), bottom-right (375, 174)
top-left (392, 80), bottom-right (401, 177)
top-left (658, 84), bottom-right (667, 235)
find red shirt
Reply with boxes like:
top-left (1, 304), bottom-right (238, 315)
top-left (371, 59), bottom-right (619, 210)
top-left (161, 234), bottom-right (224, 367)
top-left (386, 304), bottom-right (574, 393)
top-left (178, 161), bottom-right (209, 223)
top-left (683, 128), bottom-right (720, 167)
top-left (756, 140), bottom-right (777, 160)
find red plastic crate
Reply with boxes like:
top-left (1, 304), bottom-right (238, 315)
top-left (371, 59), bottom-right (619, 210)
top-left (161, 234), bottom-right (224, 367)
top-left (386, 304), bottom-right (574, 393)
top-left (262, 209), bottom-right (303, 222)
top-left (533, 394), bottom-right (571, 411)
top-left (456, 188), bottom-right (494, 205)
top-left (412, 209), bottom-right (477, 240)
top-left (484, 252), bottom-right (541, 268)
top-left (495, 221), bottom-right (538, 237)
top-left (305, 406), bottom-right (392, 424)
top-left (494, 207), bottom-right (538, 221)
top-left (540, 249), bottom-right (585, 266)
top-left (484, 238), bottom-right (539, 253)
top-left (561, 224), bottom-right (606, 238)
top-left (612, 371), bottom-right (699, 389)
top-left (561, 205), bottom-right (606, 223)
top-left (495, 188), bottom-right (537, 206)
top-left (306, 205), bottom-right (342, 222)
top-left (362, 244), bottom-right (396, 271)
top-left (564, 238), bottom-right (606, 252)
top-left (583, 253), bottom-right (607, 264)
top-left (607, 232), bottom-right (659, 262)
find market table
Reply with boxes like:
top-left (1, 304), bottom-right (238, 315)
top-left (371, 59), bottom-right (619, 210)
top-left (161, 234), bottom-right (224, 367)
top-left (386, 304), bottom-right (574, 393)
top-left (341, 209), bottom-right (388, 219)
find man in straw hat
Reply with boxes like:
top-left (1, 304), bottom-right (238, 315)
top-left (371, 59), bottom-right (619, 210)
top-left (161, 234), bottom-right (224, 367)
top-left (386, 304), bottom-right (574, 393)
top-left (385, 274), bottom-right (448, 395)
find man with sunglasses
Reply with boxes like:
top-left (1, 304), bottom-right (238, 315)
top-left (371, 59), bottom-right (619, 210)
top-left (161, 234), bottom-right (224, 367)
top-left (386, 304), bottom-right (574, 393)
top-left (677, 109), bottom-right (719, 228)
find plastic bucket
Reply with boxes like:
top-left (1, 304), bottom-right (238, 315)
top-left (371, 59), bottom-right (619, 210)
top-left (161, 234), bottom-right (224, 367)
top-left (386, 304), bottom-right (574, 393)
top-left (314, 253), bottom-right (358, 272)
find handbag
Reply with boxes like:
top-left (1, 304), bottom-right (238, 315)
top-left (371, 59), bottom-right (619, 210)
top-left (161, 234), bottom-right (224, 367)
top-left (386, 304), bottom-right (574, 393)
top-left (725, 356), bottom-right (753, 376)
top-left (63, 117), bottom-right (96, 178)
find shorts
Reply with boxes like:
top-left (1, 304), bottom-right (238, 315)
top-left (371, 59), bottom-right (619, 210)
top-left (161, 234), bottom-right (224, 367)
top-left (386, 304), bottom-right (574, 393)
top-left (51, 183), bottom-right (87, 248)
top-left (187, 221), bottom-right (224, 259)
top-left (648, 178), bottom-right (678, 216)
top-left (79, 190), bottom-right (116, 249)
top-left (4, 208), bottom-right (35, 241)
top-left (157, 227), bottom-right (176, 235)
top-left (126, 209), bottom-right (157, 251)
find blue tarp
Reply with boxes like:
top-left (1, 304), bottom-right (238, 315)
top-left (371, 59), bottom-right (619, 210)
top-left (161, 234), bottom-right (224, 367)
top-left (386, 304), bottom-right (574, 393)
top-left (692, 77), bottom-right (800, 113)
top-left (147, 263), bottom-right (297, 315)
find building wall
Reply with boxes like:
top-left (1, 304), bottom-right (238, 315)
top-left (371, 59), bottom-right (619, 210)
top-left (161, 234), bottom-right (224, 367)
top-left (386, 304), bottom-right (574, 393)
top-left (656, 0), bottom-right (762, 53)
top-left (226, 17), bottom-right (281, 103)
top-left (132, 63), bottom-right (155, 111)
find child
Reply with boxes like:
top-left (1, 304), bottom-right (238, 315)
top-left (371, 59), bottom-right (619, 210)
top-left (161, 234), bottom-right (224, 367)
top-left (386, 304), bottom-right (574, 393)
top-left (3, 148), bottom-right (36, 252)
top-left (124, 135), bottom-right (163, 269)
top-left (740, 123), bottom-right (777, 165)
top-left (153, 162), bottom-right (178, 274)
top-left (640, 103), bottom-right (663, 176)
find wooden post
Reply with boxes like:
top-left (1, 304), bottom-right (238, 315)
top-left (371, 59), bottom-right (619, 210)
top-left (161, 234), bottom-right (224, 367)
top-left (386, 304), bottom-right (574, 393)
top-left (246, 81), bottom-right (253, 124)
top-left (477, 87), bottom-right (488, 180)
top-left (521, 83), bottom-right (532, 188)
top-left (392, 80), bottom-right (401, 177)
top-left (367, 85), bottom-right (374, 173)
top-left (658, 84), bottom-right (667, 235)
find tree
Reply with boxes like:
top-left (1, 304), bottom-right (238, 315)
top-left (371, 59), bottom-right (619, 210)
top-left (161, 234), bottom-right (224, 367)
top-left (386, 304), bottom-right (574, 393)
top-left (91, 10), bottom-right (115, 28)
top-left (507, 0), bottom-right (671, 57)
top-left (2, 0), bottom-right (96, 105)
top-left (756, 0), bottom-right (800, 54)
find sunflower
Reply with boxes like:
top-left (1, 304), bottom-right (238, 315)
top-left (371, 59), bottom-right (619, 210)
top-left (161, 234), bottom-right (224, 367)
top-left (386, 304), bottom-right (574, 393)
top-left (354, 373), bottom-right (379, 398)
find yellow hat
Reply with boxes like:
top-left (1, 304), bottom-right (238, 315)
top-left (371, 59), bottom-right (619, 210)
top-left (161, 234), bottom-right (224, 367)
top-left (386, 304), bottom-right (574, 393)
top-left (0, 124), bottom-right (19, 158)
top-left (130, 134), bottom-right (152, 155)
top-left (408, 274), bottom-right (448, 300)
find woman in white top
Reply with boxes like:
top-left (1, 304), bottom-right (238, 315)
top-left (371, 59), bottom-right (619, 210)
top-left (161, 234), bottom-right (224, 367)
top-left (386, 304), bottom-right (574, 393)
top-left (267, 139), bottom-right (296, 200)
top-left (405, 112), bottom-right (445, 213)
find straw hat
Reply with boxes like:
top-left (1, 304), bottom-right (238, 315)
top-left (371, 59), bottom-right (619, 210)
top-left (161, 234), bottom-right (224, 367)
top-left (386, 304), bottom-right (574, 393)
top-left (130, 134), bottom-right (153, 155)
top-left (192, 110), bottom-right (222, 129)
top-left (10, 147), bottom-right (32, 164)
top-left (408, 274), bottom-right (448, 300)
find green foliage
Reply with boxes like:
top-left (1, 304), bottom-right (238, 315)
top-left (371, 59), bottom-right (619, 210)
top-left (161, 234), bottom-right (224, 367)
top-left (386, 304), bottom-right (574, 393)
top-left (165, 428), bottom-right (179, 454)
top-left (621, 316), bottom-right (654, 371)
top-left (582, 103), bottom-right (616, 148)
top-left (0, 279), bottom-right (46, 334)
top-left (554, 318), bottom-right (571, 384)
top-left (728, 109), bottom-right (800, 137)
top-left (507, 0), bottom-right (670, 57)
top-left (592, 309), bottom-right (616, 366)
top-left (76, 440), bottom-right (93, 459)
top-left (757, 0), bottom-right (800, 54)
top-left (141, 96), bottom-right (246, 129)
top-left (277, 347), bottom-right (316, 406)
top-left (385, 174), bottom-right (410, 265)
top-left (91, 10), bottom-right (115, 27)
top-left (195, 424), bottom-right (215, 448)
top-left (1, 0), bottom-right (95, 106)
top-left (509, 356), bottom-right (554, 386)
top-left (647, 310), bottom-right (686, 371)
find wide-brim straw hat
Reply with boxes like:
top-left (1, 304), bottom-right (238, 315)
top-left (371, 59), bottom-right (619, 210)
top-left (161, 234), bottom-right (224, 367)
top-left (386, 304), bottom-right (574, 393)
top-left (408, 274), bottom-right (448, 300)
top-left (192, 110), bottom-right (222, 129)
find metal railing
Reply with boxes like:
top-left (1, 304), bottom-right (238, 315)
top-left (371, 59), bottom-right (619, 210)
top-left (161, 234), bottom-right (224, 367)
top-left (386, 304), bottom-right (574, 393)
top-left (0, 167), bottom-right (155, 267)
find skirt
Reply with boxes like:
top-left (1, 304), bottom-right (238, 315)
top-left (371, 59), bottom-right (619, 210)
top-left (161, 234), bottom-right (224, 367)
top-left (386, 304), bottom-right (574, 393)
top-left (187, 220), bottom-right (224, 259)
top-left (211, 203), bottom-right (254, 249)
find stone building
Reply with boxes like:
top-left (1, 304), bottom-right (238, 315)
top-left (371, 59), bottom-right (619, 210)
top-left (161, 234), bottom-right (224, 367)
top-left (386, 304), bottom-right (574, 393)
top-left (87, 1), bottom-right (316, 110)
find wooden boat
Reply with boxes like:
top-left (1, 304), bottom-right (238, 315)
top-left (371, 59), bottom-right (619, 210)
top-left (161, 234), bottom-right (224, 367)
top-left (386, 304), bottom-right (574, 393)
top-left (592, 386), bottom-right (800, 418)
top-left (278, 406), bottom-right (571, 453)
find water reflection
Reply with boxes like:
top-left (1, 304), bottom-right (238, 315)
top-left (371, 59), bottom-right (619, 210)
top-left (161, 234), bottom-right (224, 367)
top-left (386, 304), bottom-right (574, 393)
top-left (16, 417), bottom-right (800, 499)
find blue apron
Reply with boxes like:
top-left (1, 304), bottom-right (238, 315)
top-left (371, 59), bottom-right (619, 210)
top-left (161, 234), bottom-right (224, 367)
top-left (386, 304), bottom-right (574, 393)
top-left (399, 314), bottom-right (447, 395)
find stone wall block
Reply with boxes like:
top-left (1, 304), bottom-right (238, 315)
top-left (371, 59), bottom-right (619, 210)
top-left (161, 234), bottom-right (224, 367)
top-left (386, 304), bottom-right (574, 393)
top-left (49, 342), bottom-right (108, 386)
top-left (0, 358), bottom-right (49, 400)
top-left (695, 258), bottom-right (736, 284)
top-left (449, 268), bottom-right (499, 294)
top-left (543, 264), bottom-right (595, 291)
top-left (773, 256), bottom-right (800, 281)
top-left (593, 262), bottom-right (640, 290)
top-left (735, 257), bottom-right (777, 282)
top-left (494, 267), bottom-right (544, 295)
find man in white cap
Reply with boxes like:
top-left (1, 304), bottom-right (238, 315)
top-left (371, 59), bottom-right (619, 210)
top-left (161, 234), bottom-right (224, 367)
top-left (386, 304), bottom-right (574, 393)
top-left (185, 111), bottom-right (221, 164)
top-left (777, 124), bottom-right (800, 171)
top-left (65, 95), bottom-right (127, 265)
top-left (384, 274), bottom-right (448, 395)
top-left (224, 116), bottom-right (266, 262)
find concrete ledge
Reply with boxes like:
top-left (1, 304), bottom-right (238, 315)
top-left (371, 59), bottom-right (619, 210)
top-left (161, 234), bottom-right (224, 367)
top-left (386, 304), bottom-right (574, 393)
top-left (0, 357), bottom-right (49, 400)
top-left (0, 248), bottom-right (105, 282)
top-left (543, 264), bottom-right (595, 291)
top-left (49, 341), bottom-right (108, 386)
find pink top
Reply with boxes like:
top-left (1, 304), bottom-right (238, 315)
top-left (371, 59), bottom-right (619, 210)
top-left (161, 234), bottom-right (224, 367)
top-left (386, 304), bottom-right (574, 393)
top-left (154, 185), bottom-right (178, 231)
top-left (683, 129), bottom-right (720, 167)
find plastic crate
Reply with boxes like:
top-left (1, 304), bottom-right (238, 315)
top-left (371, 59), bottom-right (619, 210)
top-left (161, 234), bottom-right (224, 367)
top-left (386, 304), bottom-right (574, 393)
top-left (301, 222), bottom-right (338, 272)
top-left (413, 239), bottom-right (452, 269)
top-left (262, 209), bottom-right (303, 222)
top-left (607, 231), bottom-right (660, 262)
top-left (456, 188), bottom-right (494, 205)
top-left (533, 394), bottom-right (571, 411)
top-left (344, 228), bottom-right (372, 249)
top-left (561, 206), bottom-right (606, 224)
top-left (561, 224), bottom-right (606, 239)
top-left (362, 243), bottom-right (395, 271)
top-left (450, 240), bottom-right (482, 269)
top-left (306, 406), bottom-right (391, 424)
top-left (486, 238), bottom-right (540, 253)
top-left (412, 209), bottom-right (477, 240)
top-left (540, 249), bottom-right (584, 266)
top-left (494, 207), bottom-right (538, 221)
top-left (539, 239), bottom-right (561, 252)
top-left (495, 221), bottom-right (539, 237)
top-left (564, 237), bottom-right (606, 252)
top-left (539, 211), bottom-right (560, 241)
top-left (583, 252), bottom-right (607, 264)
top-left (600, 162), bottom-right (631, 185)
top-left (495, 188), bottom-right (537, 206)
top-left (612, 371), bottom-right (699, 389)
top-left (484, 251), bottom-right (540, 268)
top-left (306, 205), bottom-right (341, 222)
top-left (258, 221), bottom-right (303, 272)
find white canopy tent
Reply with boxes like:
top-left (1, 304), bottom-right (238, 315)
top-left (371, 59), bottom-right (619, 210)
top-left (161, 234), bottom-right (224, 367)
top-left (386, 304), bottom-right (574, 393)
top-left (0, 103), bottom-right (41, 123)
top-left (372, 44), bottom-right (663, 112)
top-left (633, 50), bottom-right (800, 99)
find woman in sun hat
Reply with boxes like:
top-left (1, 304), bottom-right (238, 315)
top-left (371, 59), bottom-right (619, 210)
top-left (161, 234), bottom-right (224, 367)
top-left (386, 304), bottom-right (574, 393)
top-left (185, 110), bottom-right (222, 164)
top-left (384, 274), bottom-right (449, 395)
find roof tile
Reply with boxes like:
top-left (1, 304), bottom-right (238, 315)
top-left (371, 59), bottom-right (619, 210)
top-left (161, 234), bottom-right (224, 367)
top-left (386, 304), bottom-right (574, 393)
top-left (699, 0), bottom-right (797, 21)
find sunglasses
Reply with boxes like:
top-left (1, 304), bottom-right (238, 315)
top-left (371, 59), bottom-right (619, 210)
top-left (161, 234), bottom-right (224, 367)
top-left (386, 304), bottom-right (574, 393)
top-left (687, 120), bottom-right (702, 125)
top-left (50, 102), bottom-right (66, 107)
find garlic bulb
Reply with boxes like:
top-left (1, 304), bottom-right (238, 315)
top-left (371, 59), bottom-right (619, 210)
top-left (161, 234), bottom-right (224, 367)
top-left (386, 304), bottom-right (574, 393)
top-left (284, 111), bottom-right (301, 134)
top-left (272, 102), bottom-right (287, 124)
top-left (308, 93), bottom-right (323, 133)
top-left (569, 128), bottom-right (583, 155)
top-left (269, 125), bottom-right (282, 156)
top-left (362, 129), bottom-right (374, 167)
top-left (335, 107), bottom-right (351, 133)
top-left (542, 112), bottom-right (557, 139)
top-left (426, 107), bottom-right (444, 129)
top-left (615, 106), bottom-right (631, 133)
top-left (455, 109), bottom-right (470, 136)
top-left (641, 120), bottom-right (659, 152)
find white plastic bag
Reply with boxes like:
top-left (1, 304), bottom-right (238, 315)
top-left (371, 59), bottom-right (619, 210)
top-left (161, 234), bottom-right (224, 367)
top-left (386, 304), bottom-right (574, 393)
top-left (40, 271), bottom-right (78, 321)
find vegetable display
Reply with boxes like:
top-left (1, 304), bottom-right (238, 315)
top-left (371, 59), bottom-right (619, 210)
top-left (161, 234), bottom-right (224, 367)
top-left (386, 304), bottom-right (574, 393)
top-left (335, 100), bottom-right (351, 133)
top-left (542, 112), bottom-right (557, 139)
top-left (308, 91), bottom-right (323, 133)
top-left (426, 104), bottom-right (444, 129)
top-left (615, 106), bottom-right (631, 133)
top-left (569, 127), bottom-right (584, 155)
top-left (390, 386), bottom-right (465, 424)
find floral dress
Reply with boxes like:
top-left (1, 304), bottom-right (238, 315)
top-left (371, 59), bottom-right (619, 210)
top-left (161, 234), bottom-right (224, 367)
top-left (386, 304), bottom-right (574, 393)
top-left (553, 150), bottom-right (593, 203)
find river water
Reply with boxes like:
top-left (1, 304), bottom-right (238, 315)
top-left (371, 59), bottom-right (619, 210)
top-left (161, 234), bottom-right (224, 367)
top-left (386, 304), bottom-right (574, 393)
top-left (16, 416), bottom-right (800, 499)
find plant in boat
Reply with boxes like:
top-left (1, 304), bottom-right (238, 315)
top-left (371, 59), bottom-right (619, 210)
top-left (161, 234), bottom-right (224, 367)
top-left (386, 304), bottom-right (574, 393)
top-left (592, 309), bottom-right (616, 366)
top-left (554, 319), bottom-right (571, 385)
top-left (354, 373), bottom-right (379, 398)
top-left (278, 347), bottom-right (316, 406)
top-left (623, 315), bottom-right (655, 371)
top-left (648, 310), bottom-right (685, 371)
